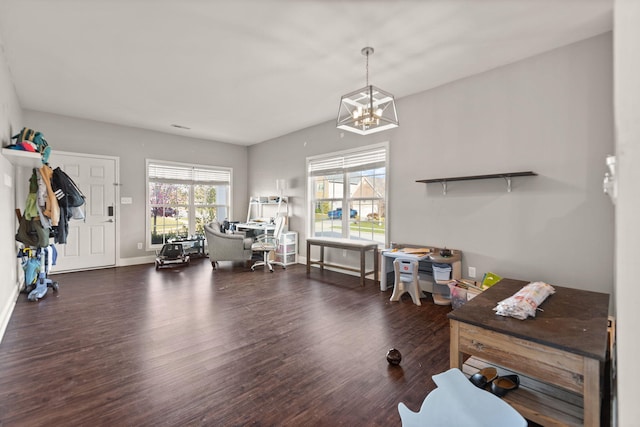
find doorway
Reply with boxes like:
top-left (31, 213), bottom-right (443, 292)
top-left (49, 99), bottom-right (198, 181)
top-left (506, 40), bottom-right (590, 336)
top-left (48, 151), bottom-right (118, 272)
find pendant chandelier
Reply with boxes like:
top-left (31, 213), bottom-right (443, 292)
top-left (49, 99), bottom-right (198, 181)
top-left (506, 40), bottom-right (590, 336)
top-left (337, 47), bottom-right (399, 135)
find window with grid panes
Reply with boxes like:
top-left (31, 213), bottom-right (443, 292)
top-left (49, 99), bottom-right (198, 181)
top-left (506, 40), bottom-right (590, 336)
top-left (307, 143), bottom-right (387, 244)
top-left (147, 160), bottom-right (232, 247)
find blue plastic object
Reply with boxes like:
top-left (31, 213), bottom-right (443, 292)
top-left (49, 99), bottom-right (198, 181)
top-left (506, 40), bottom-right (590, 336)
top-left (20, 246), bottom-right (59, 301)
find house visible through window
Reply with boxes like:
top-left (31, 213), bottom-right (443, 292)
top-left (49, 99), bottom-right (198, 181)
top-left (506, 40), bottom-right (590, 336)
top-left (146, 160), bottom-right (232, 247)
top-left (307, 143), bottom-right (388, 244)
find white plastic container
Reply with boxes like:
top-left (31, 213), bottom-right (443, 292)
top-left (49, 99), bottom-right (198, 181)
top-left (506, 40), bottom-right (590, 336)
top-left (432, 265), bottom-right (452, 282)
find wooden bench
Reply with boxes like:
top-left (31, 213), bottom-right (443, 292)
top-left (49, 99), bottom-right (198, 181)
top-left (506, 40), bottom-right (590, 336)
top-left (306, 237), bottom-right (379, 286)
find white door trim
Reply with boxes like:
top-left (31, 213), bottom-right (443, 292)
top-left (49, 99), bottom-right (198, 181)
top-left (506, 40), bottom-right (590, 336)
top-left (53, 150), bottom-right (120, 271)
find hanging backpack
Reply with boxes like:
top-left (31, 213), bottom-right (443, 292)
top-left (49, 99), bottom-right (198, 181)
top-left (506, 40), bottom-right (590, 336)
top-left (51, 167), bottom-right (86, 208)
top-left (16, 216), bottom-right (50, 248)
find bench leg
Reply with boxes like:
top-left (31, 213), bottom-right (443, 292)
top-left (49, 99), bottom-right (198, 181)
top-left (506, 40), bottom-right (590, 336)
top-left (360, 249), bottom-right (366, 286)
top-left (374, 248), bottom-right (379, 284)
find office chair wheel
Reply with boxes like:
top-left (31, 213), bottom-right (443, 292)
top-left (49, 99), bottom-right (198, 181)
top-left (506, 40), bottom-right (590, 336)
top-left (52, 282), bottom-right (59, 292)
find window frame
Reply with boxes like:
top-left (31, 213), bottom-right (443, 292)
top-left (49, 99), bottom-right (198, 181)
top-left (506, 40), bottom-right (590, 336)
top-left (146, 159), bottom-right (233, 250)
top-left (306, 142), bottom-right (389, 246)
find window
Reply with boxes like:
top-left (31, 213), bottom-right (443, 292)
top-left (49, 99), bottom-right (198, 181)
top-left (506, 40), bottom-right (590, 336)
top-left (146, 160), bottom-right (232, 247)
top-left (307, 143), bottom-right (387, 244)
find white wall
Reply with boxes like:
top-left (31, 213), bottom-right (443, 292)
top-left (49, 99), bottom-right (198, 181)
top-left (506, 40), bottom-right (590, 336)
top-left (613, 0), bottom-right (640, 424)
top-left (23, 111), bottom-right (249, 260)
top-left (0, 33), bottom-right (24, 339)
top-left (251, 33), bottom-right (615, 295)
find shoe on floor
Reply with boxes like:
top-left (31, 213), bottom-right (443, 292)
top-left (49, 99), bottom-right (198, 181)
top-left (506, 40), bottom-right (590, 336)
top-left (469, 367), bottom-right (498, 389)
top-left (491, 374), bottom-right (520, 397)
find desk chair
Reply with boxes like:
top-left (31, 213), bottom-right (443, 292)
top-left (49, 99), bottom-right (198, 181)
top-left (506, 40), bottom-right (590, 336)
top-left (251, 215), bottom-right (286, 272)
top-left (390, 258), bottom-right (422, 306)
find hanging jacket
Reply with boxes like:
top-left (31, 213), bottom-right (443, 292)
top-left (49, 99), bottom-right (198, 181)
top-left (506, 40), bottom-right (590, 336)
top-left (39, 164), bottom-right (60, 227)
top-left (35, 167), bottom-right (47, 208)
top-left (33, 168), bottom-right (52, 229)
top-left (24, 170), bottom-right (39, 220)
top-left (54, 195), bottom-right (71, 245)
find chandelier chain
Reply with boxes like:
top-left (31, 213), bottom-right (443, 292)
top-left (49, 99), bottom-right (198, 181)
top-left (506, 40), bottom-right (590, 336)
top-left (366, 51), bottom-right (369, 86)
top-left (361, 46), bottom-right (374, 87)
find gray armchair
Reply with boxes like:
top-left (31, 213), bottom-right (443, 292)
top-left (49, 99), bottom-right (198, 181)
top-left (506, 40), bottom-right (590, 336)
top-left (204, 221), bottom-right (253, 269)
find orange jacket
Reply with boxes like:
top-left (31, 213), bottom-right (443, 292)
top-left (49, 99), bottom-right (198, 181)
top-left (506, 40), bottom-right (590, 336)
top-left (39, 165), bottom-right (60, 226)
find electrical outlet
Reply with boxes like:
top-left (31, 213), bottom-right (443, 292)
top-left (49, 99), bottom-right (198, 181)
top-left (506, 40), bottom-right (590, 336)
top-left (468, 266), bottom-right (476, 278)
top-left (343, 249), bottom-right (347, 257)
top-left (137, 242), bottom-right (143, 250)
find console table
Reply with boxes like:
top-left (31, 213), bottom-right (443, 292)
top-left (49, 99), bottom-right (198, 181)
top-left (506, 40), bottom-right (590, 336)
top-left (306, 237), bottom-right (378, 286)
top-left (448, 278), bottom-right (609, 427)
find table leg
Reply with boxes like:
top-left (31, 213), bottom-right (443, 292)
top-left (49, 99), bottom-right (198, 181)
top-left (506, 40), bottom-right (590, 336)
top-left (360, 249), bottom-right (365, 286)
top-left (319, 245), bottom-right (324, 272)
top-left (380, 253), bottom-right (388, 291)
top-left (306, 241), bottom-right (311, 274)
top-left (373, 247), bottom-right (379, 284)
top-left (583, 357), bottom-right (601, 427)
top-left (449, 320), bottom-right (463, 369)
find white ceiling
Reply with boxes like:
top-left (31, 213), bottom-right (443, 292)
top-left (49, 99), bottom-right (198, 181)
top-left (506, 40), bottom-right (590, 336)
top-left (0, 0), bottom-right (612, 146)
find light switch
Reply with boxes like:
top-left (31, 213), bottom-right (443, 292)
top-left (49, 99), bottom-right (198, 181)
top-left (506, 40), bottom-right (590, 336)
top-left (4, 173), bottom-right (12, 188)
top-left (121, 197), bottom-right (133, 204)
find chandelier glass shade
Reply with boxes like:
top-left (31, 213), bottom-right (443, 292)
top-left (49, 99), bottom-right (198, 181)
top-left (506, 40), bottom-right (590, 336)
top-left (337, 47), bottom-right (398, 135)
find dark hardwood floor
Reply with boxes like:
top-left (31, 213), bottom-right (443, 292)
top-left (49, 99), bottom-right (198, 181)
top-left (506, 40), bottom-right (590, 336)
top-left (0, 259), bottom-right (453, 426)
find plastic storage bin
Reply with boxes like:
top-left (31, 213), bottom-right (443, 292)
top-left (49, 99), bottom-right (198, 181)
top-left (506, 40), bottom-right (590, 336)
top-left (449, 285), bottom-right (467, 309)
top-left (432, 263), bottom-right (452, 282)
top-left (433, 283), bottom-right (451, 304)
top-left (275, 253), bottom-right (296, 264)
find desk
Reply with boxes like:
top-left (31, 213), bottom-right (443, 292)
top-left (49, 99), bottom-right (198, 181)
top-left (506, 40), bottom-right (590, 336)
top-left (306, 237), bottom-right (378, 286)
top-left (380, 246), bottom-right (461, 292)
top-left (235, 222), bottom-right (275, 240)
top-left (448, 278), bottom-right (609, 427)
top-left (235, 222), bottom-right (275, 233)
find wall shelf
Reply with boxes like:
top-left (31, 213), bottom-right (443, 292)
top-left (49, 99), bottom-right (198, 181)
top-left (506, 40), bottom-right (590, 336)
top-left (246, 196), bottom-right (288, 223)
top-left (2, 148), bottom-right (43, 168)
top-left (416, 171), bottom-right (537, 195)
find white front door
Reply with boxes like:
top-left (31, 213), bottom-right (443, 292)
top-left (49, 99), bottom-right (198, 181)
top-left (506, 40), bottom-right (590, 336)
top-left (48, 152), bottom-right (117, 272)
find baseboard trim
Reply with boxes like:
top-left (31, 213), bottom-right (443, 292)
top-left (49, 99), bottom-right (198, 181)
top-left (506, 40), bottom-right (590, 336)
top-left (0, 285), bottom-right (19, 344)
top-left (118, 255), bottom-right (156, 267)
